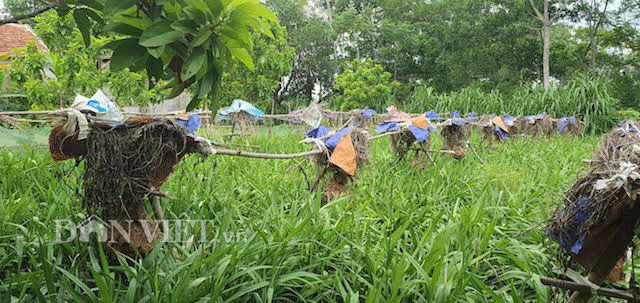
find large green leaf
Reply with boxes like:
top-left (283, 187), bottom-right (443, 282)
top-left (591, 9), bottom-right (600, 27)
top-left (101, 39), bottom-right (127, 50)
top-left (78, 0), bottom-right (104, 11)
top-left (203, 0), bottom-right (223, 18)
top-left (139, 21), bottom-right (183, 47)
top-left (191, 30), bottom-right (213, 48)
top-left (224, 0), bottom-right (257, 12)
top-left (181, 47), bottom-right (207, 80)
top-left (185, 0), bottom-right (213, 20)
top-left (147, 45), bottom-right (165, 58)
top-left (186, 94), bottom-right (201, 111)
top-left (83, 7), bottom-right (104, 24)
top-left (104, 0), bottom-right (138, 15)
top-left (198, 69), bottom-right (216, 97)
top-left (229, 47), bottom-right (254, 70)
top-left (104, 22), bottom-right (143, 36)
top-left (236, 2), bottom-right (278, 24)
top-left (73, 8), bottom-right (92, 47)
top-left (171, 20), bottom-right (199, 34)
top-left (220, 27), bottom-right (251, 49)
top-left (146, 57), bottom-right (164, 88)
top-left (256, 19), bottom-right (274, 39)
top-left (184, 6), bottom-right (209, 24)
top-left (110, 38), bottom-right (148, 72)
top-left (113, 14), bottom-right (152, 30)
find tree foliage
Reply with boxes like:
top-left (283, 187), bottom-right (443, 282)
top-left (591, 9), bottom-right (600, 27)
top-left (99, 0), bottom-right (279, 111)
top-left (332, 59), bottom-right (399, 111)
top-left (1, 11), bottom-right (164, 110)
top-left (221, 23), bottom-right (294, 112)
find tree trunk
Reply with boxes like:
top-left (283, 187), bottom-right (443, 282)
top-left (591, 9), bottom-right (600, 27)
top-left (542, 0), bottom-right (550, 91)
top-left (590, 36), bottom-right (597, 73)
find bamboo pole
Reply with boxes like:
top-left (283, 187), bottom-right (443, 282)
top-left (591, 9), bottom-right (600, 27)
top-left (540, 276), bottom-right (637, 302)
top-left (0, 110), bottom-right (211, 116)
top-left (0, 110), bottom-right (67, 115)
top-left (214, 148), bottom-right (322, 159)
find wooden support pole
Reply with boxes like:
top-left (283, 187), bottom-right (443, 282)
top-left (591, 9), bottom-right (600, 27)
top-left (214, 148), bottom-right (323, 159)
top-left (150, 195), bottom-right (168, 234)
top-left (0, 110), bottom-right (211, 116)
top-left (540, 275), bottom-right (638, 302)
top-left (467, 142), bottom-right (485, 164)
top-left (0, 110), bottom-right (67, 115)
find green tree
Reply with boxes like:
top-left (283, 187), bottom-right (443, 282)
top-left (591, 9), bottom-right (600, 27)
top-left (332, 59), bottom-right (399, 111)
top-left (221, 23), bottom-right (294, 113)
top-left (267, 0), bottom-right (339, 101)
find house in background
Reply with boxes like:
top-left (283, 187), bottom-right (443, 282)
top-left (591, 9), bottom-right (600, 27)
top-left (0, 23), bottom-right (49, 68)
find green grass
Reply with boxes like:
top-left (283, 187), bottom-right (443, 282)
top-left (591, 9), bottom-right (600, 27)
top-left (0, 126), bottom-right (51, 148)
top-left (0, 126), bottom-right (600, 302)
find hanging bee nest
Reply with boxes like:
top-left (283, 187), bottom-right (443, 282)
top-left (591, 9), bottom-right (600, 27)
top-left (347, 109), bottom-right (378, 128)
top-left (477, 115), bottom-right (499, 141)
top-left (547, 121), bottom-right (640, 282)
top-left (481, 125), bottom-right (497, 141)
top-left (230, 111), bottom-right (259, 134)
top-left (553, 117), bottom-right (582, 136)
top-left (523, 114), bottom-right (554, 137)
top-left (481, 116), bottom-right (510, 142)
top-left (509, 116), bottom-right (528, 136)
top-left (349, 109), bottom-right (367, 128)
top-left (309, 127), bottom-right (370, 201)
top-left (592, 121), bottom-right (640, 171)
top-left (441, 123), bottom-right (470, 159)
top-left (49, 116), bottom-right (212, 262)
top-left (390, 128), bottom-right (431, 161)
top-left (546, 166), bottom-right (640, 276)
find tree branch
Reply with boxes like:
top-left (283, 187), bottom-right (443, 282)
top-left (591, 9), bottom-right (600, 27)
top-left (529, 0), bottom-right (545, 22)
top-left (0, 4), bottom-right (57, 25)
top-left (583, 0), bottom-right (610, 60)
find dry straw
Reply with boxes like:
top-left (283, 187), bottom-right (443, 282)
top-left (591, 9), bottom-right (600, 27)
top-left (311, 127), bottom-right (370, 201)
top-left (49, 117), bottom-right (209, 262)
top-left (441, 124), bottom-right (471, 159)
top-left (390, 128), bottom-right (430, 160)
top-left (547, 121), bottom-right (640, 278)
top-left (523, 115), bottom-right (554, 137)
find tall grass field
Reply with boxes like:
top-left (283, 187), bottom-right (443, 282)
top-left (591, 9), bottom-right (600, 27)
top-left (407, 78), bottom-right (618, 134)
top-left (1, 126), bottom-right (601, 302)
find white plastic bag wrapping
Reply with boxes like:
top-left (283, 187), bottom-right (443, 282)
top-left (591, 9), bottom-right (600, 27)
top-left (71, 90), bottom-right (123, 122)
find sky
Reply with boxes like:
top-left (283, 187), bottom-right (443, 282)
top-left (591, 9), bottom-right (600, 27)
top-left (0, 0), bottom-right (6, 19)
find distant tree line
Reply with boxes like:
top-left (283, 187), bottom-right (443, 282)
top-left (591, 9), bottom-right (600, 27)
top-left (1, 0), bottom-right (639, 112)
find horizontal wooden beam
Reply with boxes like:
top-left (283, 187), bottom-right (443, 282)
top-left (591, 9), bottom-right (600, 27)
top-left (539, 275), bottom-right (638, 302)
top-left (214, 148), bottom-right (323, 159)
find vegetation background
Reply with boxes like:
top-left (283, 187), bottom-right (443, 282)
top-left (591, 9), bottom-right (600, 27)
top-left (0, 1), bottom-right (638, 302)
top-left (1, 0), bottom-right (639, 129)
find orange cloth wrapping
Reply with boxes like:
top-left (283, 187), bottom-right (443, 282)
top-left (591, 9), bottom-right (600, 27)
top-left (410, 114), bottom-right (429, 129)
top-left (491, 116), bottom-right (509, 133)
top-left (330, 134), bottom-right (357, 176)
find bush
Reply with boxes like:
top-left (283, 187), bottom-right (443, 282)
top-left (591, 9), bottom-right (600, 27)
top-left (406, 76), bottom-right (618, 134)
top-left (615, 109), bottom-right (640, 121)
top-left (332, 59), bottom-right (400, 111)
